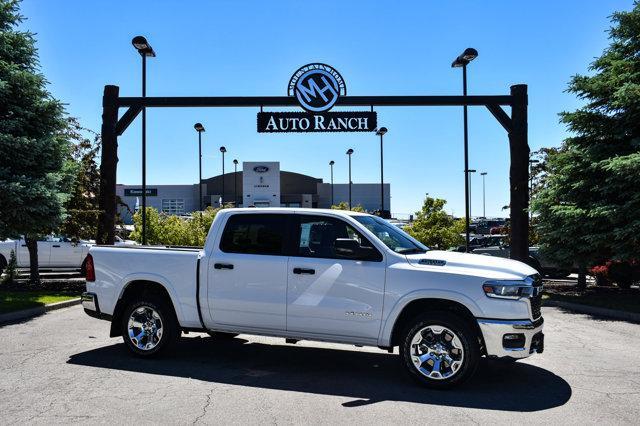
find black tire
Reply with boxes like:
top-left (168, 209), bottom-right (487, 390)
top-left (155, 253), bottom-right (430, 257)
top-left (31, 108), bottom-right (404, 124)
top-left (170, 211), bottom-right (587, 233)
top-left (206, 331), bottom-right (239, 339)
top-left (120, 296), bottom-right (179, 357)
top-left (399, 311), bottom-right (480, 389)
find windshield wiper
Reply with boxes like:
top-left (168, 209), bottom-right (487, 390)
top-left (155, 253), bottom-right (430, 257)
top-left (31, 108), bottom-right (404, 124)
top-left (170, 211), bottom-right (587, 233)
top-left (397, 247), bottom-right (427, 254)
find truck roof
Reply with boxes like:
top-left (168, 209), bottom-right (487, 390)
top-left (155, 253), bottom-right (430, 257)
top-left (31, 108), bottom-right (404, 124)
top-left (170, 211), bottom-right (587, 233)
top-left (218, 207), bottom-right (370, 217)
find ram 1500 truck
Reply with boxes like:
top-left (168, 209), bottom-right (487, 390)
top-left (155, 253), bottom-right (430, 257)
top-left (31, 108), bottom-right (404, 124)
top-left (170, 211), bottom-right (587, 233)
top-left (82, 208), bottom-right (544, 388)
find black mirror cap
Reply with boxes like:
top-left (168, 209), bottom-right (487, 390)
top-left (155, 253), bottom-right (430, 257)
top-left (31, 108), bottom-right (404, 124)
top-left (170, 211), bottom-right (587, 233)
top-left (334, 238), bottom-right (360, 257)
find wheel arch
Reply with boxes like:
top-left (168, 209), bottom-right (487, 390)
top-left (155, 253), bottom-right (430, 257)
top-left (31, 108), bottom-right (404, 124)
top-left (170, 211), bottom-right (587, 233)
top-left (109, 279), bottom-right (180, 338)
top-left (381, 293), bottom-right (485, 352)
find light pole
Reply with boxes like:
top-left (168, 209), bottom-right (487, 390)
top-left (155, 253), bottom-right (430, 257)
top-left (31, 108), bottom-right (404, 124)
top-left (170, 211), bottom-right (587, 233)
top-left (480, 172), bottom-right (487, 218)
top-left (194, 123), bottom-right (205, 211)
top-left (468, 169), bottom-right (477, 220)
top-left (376, 127), bottom-right (388, 215)
top-left (452, 47), bottom-right (478, 252)
top-left (329, 160), bottom-right (335, 206)
top-left (233, 159), bottom-right (238, 207)
top-left (346, 149), bottom-right (354, 209)
top-left (219, 146), bottom-right (226, 207)
top-left (132, 36), bottom-right (155, 245)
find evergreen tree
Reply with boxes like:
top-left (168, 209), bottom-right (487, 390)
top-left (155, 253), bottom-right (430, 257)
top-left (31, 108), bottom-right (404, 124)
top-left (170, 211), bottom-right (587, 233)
top-left (0, 0), bottom-right (71, 284)
top-left (533, 3), bottom-right (640, 288)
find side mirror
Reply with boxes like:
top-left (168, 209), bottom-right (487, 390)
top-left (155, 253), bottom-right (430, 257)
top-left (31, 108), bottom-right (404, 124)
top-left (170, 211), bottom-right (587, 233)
top-left (334, 238), bottom-right (361, 258)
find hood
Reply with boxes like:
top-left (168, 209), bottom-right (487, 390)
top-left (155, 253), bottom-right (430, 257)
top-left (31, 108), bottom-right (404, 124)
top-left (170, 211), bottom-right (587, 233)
top-left (405, 250), bottom-right (538, 280)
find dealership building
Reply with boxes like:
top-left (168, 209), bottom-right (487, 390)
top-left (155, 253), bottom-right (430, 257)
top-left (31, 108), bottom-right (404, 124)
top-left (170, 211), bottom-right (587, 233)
top-left (116, 162), bottom-right (390, 224)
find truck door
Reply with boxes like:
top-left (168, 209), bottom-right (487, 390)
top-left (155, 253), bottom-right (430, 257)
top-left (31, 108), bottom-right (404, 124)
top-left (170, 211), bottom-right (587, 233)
top-left (49, 236), bottom-right (84, 267)
top-left (207, 213), bottom-right (289, 331)
top-left (286, 215), bottom-right (386, 341)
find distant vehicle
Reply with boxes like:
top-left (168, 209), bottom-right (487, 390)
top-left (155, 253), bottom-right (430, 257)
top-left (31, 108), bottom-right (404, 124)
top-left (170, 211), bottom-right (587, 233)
top-left (0, 235), bottom-right (92, 273)
top-left (473, 243), bottom-right (572, 278)
top-left (452, 235), bottom-right (506, 252)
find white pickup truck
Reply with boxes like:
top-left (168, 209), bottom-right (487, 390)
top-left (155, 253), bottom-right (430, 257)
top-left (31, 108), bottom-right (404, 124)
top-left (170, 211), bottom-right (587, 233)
top-left (0, 236), bottom-right (92, 273)
top-left (82, 208), bottom-right (544, 388)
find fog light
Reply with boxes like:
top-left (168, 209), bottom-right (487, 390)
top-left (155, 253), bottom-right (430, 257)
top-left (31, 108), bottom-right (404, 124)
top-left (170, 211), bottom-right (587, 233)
top-left (503, 333), bottom-right (525, 349)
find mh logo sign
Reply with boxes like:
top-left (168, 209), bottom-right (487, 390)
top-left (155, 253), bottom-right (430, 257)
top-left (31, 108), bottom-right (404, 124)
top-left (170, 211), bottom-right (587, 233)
top-left (288, 64), bottom-right (346, 112)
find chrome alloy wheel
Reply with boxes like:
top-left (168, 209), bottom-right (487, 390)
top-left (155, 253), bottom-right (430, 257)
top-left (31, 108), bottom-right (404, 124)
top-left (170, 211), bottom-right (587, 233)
top-left (410, 325), bottom-right (465, 380)
top-left (127, 306), bottom-right (163, 351)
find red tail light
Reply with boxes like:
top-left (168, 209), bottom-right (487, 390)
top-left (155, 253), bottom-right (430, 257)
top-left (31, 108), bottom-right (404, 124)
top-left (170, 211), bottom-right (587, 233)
top-left (84, 254), bottom-right (96, 282)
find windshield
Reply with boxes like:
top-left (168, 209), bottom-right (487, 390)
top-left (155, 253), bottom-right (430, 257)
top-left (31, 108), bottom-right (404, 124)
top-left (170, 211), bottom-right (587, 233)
top-left (354, 215), bottom-right (428, 254)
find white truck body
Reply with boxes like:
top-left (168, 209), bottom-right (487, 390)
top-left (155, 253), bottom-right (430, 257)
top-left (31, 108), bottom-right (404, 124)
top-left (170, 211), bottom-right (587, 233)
top-left (0, 236), bottom-right (92, 269)
top-left (83, 208), bottom-right (544, 387)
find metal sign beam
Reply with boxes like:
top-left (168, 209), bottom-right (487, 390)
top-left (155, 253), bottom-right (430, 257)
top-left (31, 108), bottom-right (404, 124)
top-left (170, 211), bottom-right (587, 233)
top-left (116, 95), bottom-right (513, 108)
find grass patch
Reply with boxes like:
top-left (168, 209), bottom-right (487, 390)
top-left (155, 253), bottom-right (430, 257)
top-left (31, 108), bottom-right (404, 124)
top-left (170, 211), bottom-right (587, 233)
top-left (0, 291), bottom-right (79, 314)
top-left (543, 287), bottom-right (640, 314)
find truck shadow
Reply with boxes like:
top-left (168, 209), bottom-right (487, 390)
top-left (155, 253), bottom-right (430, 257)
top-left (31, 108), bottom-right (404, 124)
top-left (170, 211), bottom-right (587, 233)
top-left (68, 335), bottom-right (571, 411)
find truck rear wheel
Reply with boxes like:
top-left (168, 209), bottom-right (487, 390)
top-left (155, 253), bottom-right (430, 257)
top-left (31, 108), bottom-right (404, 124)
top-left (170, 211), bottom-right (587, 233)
top-left (399, 311), bottom-right (480, 389)
top-left (120, 297), bottom-right (179, 357)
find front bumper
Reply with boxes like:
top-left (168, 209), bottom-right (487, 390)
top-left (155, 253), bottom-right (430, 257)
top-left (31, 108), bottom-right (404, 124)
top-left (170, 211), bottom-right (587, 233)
top-left (478, 317), bottom-right (544, 359)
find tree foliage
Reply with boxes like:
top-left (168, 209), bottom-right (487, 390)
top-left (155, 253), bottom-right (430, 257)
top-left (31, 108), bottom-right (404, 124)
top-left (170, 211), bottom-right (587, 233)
top-left (60, 118), bottom-right (101, 240)
top-left (129, 207), bottom-right (222, 247)
top-left (0, 0), bottom-right (71, 283)
top-left (406, 197), bottom-right (464, 249)
top-left (331, 202), bottom-right (365, 212)
top-left (533, 3), bottom-right (640, 269)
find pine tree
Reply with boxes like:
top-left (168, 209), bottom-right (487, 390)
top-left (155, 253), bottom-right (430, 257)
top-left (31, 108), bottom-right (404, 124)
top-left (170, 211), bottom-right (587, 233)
top-left (533, 3), bottom-right (640, 288)
top-left (0, 0), bottom-right (71, 285)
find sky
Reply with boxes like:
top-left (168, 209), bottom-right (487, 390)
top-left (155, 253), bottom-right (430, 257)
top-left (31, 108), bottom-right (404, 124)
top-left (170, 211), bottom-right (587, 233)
top-left (21, 0), bottom-right (634, 218)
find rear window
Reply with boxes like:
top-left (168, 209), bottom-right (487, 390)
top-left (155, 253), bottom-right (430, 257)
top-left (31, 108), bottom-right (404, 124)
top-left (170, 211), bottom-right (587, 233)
top-left (220, 214), bottom-right (286, 256)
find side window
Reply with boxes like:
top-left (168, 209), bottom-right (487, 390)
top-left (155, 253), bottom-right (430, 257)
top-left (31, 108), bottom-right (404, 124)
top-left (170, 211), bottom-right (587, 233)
top-left (220, 214), bottom-right (285, 256)
top-left (296, 215), bottom-right (379, 261)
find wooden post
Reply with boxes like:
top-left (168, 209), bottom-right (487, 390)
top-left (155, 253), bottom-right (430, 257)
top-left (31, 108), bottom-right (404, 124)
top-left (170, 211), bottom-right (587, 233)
top-left (508, 84), bottom-right (529, 262)
top-left (96, 85), bottom-right (119, 245)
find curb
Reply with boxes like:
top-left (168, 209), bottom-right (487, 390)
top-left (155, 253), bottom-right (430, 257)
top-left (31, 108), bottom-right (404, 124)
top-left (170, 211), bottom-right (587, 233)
top-left (0, 298), bottom-right (81, 325)
top-left (544, 300), bottom-right (640, 323)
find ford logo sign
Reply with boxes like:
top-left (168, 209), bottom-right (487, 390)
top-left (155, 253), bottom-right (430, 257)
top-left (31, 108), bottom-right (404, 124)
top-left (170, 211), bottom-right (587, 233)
top-left (253, 166), bottom-right (269, 173)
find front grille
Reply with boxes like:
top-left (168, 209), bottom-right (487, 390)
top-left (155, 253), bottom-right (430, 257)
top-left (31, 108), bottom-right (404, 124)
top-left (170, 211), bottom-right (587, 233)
top-left (529, 274), bottom-right (543, 319)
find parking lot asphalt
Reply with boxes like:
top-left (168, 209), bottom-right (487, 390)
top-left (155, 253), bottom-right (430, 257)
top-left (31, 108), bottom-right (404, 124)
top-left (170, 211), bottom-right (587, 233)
top-left (0, 306), bottom-right (639, 425)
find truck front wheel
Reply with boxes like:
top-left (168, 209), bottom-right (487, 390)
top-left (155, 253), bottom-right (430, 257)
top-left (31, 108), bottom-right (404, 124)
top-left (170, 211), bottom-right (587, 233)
top-left (399, 312), bottom-right (480, 389)
top-left (120, 297), bottom-right (179, 357)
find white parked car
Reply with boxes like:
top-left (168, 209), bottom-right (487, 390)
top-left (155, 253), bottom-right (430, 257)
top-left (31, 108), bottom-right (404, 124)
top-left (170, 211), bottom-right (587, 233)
top-left (82, 208), bottom-right (544, 388)
top-left (0, 235), bottom-right (92, 273)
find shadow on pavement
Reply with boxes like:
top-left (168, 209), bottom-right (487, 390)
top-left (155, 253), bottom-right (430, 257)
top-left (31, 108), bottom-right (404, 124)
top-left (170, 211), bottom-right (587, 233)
top-left (68, 335), bottom-right (571, 411)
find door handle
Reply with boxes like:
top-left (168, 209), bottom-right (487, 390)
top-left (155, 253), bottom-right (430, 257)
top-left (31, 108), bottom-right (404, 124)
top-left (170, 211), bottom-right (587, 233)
top-left (214, 263), bottom-right (234, 270)
top-left (52, 245), bottom-right (61, 248)
top-left (293, 267), bottom-right (315, 275)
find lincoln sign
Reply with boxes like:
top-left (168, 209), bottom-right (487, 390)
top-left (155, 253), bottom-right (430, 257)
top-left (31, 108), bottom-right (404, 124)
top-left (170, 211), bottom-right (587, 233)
top-left (257, 63), bottom-right (377, 133)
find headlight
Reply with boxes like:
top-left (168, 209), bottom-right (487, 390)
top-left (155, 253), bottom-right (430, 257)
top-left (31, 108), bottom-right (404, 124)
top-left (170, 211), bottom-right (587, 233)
top-left (482, 280), bottom-right (533, 300)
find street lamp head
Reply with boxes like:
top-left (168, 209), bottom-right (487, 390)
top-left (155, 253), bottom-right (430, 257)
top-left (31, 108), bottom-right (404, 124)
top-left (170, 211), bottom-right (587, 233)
top-left (346, 149), bottom-right (354, 155)
top-left (233, 159), bottom-right (238, 165)
top-left (468, 169), bottom-right (477, 173)
top-left (219, 146), bottom-right (226, 153)
top-left (329, 160), bottom-right (335, 166)
top-left (481, 172), bottom-right (487, 176)
top-left (376, 127), bottom-right (388, 136)
top-left (131, 36), bottom-right (156, 57)
top-left (194, 122), bottom-right (205, 132)
top-left (451, 47), bottom-right (478, 68)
